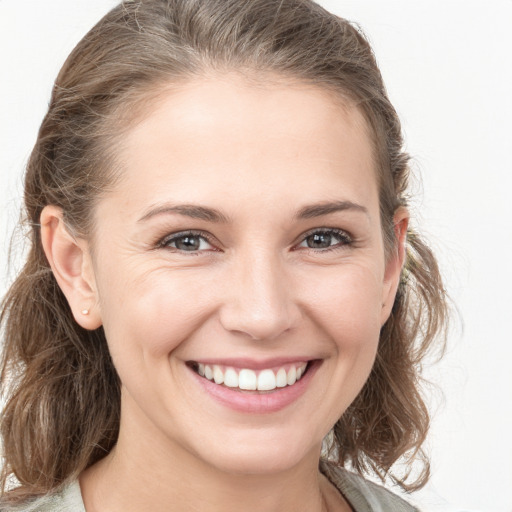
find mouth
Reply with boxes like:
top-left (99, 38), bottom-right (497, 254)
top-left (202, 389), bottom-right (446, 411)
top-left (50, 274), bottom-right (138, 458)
top-left (187, 361), bottom-right (310, 393)
top-left (186, 358), bottom-right (321, 414)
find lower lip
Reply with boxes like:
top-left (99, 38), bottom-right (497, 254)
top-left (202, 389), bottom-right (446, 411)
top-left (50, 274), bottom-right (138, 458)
top-left (189, 361), bottom-right (321, 414)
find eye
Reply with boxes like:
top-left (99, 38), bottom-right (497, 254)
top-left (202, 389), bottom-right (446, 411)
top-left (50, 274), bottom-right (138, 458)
top-left (159, 231), bottom-right (215, 252)
top-left (297, 229), bottom-right (352, 250)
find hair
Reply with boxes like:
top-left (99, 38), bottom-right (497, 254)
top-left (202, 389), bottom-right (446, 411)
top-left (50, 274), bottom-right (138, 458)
top-left (1, 0), bottom-right (448, 504)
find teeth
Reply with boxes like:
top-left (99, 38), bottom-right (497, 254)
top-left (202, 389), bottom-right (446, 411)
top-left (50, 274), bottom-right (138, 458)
top-left (213, 365), bottom-right (224, 385)
top-left (224, 367), bottom-right (239, 388)
top-left (239, 369), bottom-right (257, 390)
top-left (276, 368), bottom-right (287, 388)
top-left (195, 362), bottom-right (308, 391)
top-left (287, 366), bottom-right (296, 386)
top-left (257, 369), bottom-right (276, 391)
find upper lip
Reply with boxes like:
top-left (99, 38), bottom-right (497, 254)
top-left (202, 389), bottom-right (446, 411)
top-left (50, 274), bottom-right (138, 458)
top-left (187, 357), bottom-right (317, 370)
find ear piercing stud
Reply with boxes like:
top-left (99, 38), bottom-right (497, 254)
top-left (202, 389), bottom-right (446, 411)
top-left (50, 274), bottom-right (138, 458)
top-left (81, 309), bottom-right (90, 315)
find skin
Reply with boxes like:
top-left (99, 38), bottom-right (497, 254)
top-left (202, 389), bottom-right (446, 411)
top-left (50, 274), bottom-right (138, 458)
top-left (41, 75), bottom-right (408, 512)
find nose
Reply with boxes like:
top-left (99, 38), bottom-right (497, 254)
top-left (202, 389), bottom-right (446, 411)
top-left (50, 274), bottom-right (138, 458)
top-left (218, 251), bottom-right (301, 341)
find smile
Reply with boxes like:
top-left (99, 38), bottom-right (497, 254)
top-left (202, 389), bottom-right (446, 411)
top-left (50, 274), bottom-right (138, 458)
top-left (187, 359), bottom-right (320, 414)
top-left (190, 362), bottom-right (309, 392)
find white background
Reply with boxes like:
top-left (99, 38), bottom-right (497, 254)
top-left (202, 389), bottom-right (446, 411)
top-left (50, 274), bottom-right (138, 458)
top-left (1, 1), bottom-right (511, 511)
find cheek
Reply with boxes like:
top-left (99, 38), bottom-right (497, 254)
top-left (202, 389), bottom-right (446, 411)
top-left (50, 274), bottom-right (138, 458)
top-left (97, 265), bottom-right (218, 362)
top-left (302, 263), bottom-right (385, 347)
top-left (296, 265), bottom-right (384, 425)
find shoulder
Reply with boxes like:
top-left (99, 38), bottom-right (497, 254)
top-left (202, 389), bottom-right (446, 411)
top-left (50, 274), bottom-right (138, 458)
top-left (320, 460), bottom-right (420, 512)
top-left (0, 481), bottom-right (85, 512)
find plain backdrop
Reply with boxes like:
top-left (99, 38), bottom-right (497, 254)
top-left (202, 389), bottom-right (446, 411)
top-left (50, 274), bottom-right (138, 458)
top-left (1, 1), bottom-right (511, 511)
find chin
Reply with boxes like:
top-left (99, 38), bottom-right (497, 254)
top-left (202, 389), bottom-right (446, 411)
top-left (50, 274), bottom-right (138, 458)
top-left (192, 430), bottom-right (322, 476)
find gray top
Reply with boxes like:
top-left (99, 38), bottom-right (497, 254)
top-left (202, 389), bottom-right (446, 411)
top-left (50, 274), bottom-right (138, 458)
top-left (1, 481), bottom-right (85, 512)
top-left (321, 461), bottom-right (419, 512)
top-left (2, 463), bottom-right (418, 511)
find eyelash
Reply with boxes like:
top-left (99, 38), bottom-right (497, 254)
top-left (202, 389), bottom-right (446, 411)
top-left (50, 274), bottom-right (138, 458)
top-left (157, 228), bottom-right (353, 254)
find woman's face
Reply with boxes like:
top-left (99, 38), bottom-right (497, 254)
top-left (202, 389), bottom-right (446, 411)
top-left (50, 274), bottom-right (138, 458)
top-left (87, 76), bottom-right (405, 474)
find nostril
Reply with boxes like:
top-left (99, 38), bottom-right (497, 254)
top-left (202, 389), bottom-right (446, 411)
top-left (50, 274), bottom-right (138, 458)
top-left (218, 304), bottom-right (300, 342)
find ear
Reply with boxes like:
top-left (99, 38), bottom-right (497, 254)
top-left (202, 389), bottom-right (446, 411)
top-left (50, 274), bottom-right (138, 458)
top-left (40, 205), bottom-right (102, 330)
top-left (380, 208), bottom-right (409, 325)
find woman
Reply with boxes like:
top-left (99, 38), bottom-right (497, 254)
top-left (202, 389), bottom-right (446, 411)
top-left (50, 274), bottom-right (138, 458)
top-left (0, 0), bottom-right (447, 510)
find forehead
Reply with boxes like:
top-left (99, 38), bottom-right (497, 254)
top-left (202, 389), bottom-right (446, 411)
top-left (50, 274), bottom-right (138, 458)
top-left (106, 75), bottom-right (378, 220)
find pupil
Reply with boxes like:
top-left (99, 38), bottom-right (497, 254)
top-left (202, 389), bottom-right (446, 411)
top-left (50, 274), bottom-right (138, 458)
top-left (176, 236), bottom-right (200, 251)
top-left (308, 233), bottom-right (332, 248)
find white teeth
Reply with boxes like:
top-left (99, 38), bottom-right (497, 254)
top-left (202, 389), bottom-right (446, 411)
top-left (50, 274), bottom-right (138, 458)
top-left (213, 365), bottom-right (224, 384)
top-left (276, 368), bottom-right (287, 388)
top-left (197, 362), bottom-right (308, 391)
top-left (287, 366), bottom-right (297, 386)
top-left (239, 369), bottom-right (257, 390)
top-left (224, 367), bottom-right (239, 388)
top-left (257, 369), bottom-right (276, 391)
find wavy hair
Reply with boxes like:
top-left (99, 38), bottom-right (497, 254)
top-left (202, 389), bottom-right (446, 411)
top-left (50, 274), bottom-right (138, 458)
top-left (1, 0), bottom-right (448, 503)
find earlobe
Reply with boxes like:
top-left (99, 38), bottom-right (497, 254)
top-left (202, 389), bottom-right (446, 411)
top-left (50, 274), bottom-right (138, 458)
top-left (40, 206), bottom-right (102, 330)
top-left (380, 208), bottom-right (409, 325)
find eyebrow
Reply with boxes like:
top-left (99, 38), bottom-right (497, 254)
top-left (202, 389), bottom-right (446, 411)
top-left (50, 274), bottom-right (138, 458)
top-left (138, 199), bottom-right (368, 224)
top-left (138, 203), bottom-right (230, 223)
top-left (296, 200), bottom-right (369, 219)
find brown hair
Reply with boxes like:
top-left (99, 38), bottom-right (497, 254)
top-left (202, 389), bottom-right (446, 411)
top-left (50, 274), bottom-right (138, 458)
top-left (1, 0), bottom-right (448, 503)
